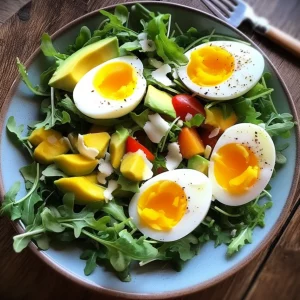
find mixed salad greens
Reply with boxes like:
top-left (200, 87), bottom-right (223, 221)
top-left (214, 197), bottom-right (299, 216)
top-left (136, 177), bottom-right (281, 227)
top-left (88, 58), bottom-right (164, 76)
top-left (1, 4), bottom-right (296, 282)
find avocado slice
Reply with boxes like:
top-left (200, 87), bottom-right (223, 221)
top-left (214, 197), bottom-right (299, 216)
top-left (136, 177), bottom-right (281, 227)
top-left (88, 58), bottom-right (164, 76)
top-left (187, 155), bottom-right (209, 175)
top-left (144, 85), bottom-right (176, 118)
top-left (49, 37), bottom-right (119, 92)
top-left (109, 127), bottom-right (129, 169)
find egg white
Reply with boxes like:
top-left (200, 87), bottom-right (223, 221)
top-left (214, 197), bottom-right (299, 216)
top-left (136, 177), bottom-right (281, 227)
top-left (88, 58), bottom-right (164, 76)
top-left (208, 123), bottom-right (276, 206)
top-left (129, 169), bottom-right (212, 242)
top-left (73, 56), bottom-right (147, 119)
top-left (178, 41), bottom-right (265, 101)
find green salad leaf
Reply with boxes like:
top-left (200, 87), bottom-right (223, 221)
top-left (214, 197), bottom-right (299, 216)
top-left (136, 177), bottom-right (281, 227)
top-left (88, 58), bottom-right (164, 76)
top-left (16, 58), bottom-right (50, 96)
top-left (41, 33), bottom-right (68, 60)
top-left (184, 114), bottom-right (205, 128)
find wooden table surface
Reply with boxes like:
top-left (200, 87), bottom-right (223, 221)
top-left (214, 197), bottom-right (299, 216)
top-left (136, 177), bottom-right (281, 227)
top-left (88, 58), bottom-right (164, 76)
top-left (0, 0), bottom-right (299, 299)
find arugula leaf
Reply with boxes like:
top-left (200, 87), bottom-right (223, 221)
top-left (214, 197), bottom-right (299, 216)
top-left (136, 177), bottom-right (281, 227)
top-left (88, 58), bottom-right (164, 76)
top-left (144, 12), bottom-right (188, 65)
top-left (42, 164), bottom-right (66, 178)
top-left (32, 99), bottom-right (71, 130)
top-left (21, 190), bottom-right (42, 225)
top-left (114, 5), bottom-right (129, 25)
top-left (159, 234), bottom-right (199, 261)
top-left (13, 225), bottom-right (45, 253)
top-left (265, 120), bottom-right (295, 137)
top-left (20, 162), bottom-right (37, 189)
top-left (99, 10), bottom-right (137, 37)
top-left (130, 109), bottom-right (149, 128)
top-left (40, 64), bottom-right (56, 91)
top-left (41, 207), bottom-right (65, 233)
top-left (58, 95), bottom-right (84, 118)
top-left (117, 175), bottom-right (140, 193)
top-left (6, 116), bottom-right (33, 156)
top-left (7, 116), bottom-right (24, 141)
top-left (152, 155), bottom-right (166, 174)
top-left (16, 58), bottom-right (50, 96)
top-left (184, 114), bottom-right (205, 128)
top-left (34, 233), bottom-right (50, 250)
top-left (102, 201), bottom-right (134, 229)
top-left (120, 40), bottom-right (141, 52)
top-left (69, 26), bottom-right (92, 52)
top-left (0, 181), bottom-right (22, 220)
top-left (227, 227), bottom-right (252, 256)
top-left (232, 97), bottom-right (262, 124)
top-left (57, 193), bottom-right (110, 237)
top-left (80, 249), bottom-right (106, 275)
top-left (40, 33), bottom-right (68, 60)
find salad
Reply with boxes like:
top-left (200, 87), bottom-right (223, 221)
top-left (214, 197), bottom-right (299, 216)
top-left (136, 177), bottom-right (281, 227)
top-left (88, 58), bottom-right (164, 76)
top-left (1, 4), bottom-right (295, 282)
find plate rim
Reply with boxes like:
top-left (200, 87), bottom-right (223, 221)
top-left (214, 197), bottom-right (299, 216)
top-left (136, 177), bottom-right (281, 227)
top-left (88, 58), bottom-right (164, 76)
top-left (0, 1), bottom-right (299, 299)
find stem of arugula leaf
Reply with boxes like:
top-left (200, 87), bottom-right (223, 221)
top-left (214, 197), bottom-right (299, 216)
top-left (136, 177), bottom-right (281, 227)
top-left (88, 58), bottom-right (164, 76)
top-left (245, 89), bottom-right (274, 101)
top-left (50, 87), bottom-right (55, 127)
top-left (98, 18), bottom-right (109, 30)
top-left (175, 22), bottom-right (183, 35)
top-left (167, 15), bottom-right (171, 38)
top-left (130, 228), bottom-right (137, 235)
top-left (15, 163), bottom-right (40, 205)
top-left (173, 79), bottom-right (189, 92)
top-left (126, 12), bottom-right (130, 28)
top-left (201, 219), bottom-right (215, 227)
top-left (159, 117), bottom-right (180, 152)
top-left (252, 189), bottom-right (272, 206)
top-left (261, 76), bottom-right (278, 114)
top-left (15, 227), bottom-right (45, 238)
top-left (212, 206), bottom-right (242, 217)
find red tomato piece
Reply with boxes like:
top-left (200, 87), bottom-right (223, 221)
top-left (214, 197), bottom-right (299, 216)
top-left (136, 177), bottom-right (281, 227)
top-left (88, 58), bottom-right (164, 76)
top-left (198, 127), bottom-right (221, 149)
top-left (172, 94), bottom-right (205, 120)
top-left (126, 136), bottom-right (155, 161)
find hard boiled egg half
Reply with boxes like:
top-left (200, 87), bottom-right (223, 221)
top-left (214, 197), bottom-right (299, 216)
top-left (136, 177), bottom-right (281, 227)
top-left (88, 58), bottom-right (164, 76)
top-left (208, 123), bottom-right (276, 206)
top-left (129, 169), bottom-right (212, 242)
top-left (178, 41), bottom-right (265, 100)
top-left (73, 56), bottom-right (147, 119)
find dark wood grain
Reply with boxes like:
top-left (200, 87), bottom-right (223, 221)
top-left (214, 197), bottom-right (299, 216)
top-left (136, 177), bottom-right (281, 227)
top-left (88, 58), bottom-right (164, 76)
top-left (0, 0), bottom-right (31, 23)
top-left (0, 1), bottom-right (299, 299)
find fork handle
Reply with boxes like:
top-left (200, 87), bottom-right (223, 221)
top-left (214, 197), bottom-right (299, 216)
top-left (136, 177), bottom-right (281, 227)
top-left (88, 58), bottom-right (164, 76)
top-left (258, 25), bottom-right (300, 58)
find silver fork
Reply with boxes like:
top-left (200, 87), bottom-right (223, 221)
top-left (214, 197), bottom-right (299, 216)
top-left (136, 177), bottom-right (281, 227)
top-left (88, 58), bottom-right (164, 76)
top-left (201, 0), bottom-right (300, 58)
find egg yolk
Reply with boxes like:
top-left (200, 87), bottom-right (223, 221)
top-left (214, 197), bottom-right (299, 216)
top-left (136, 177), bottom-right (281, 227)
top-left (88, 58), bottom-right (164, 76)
top-left (93, 61), bottom-right (137, 100)
top-left (213, 143), bottom-right (260, 194)
top-left (187, 45), bottom-right (234, 86)
top-left (138, 180), bottom-right (187, 231)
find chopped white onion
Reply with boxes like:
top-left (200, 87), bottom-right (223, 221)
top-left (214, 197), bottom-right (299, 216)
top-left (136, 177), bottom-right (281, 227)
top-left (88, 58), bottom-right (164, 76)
top-left (143, 113), bottom-right (170, 143)
top-left (104, 180), bottom-right (118, 202)
top-left (77, 134), bottom-right (99, 160)
top-left (97, 153), bottom-right (113, 184)
top-left (151, 64), bottom-right (173, 86)
top-left (166, 142), bottom-right (182, 170)
top-left (185, 113), bottom-right (193, 121)
top-left (204, 145), bottom-right (212, 159)
top-left (208, 127), bottom-right (220, 138)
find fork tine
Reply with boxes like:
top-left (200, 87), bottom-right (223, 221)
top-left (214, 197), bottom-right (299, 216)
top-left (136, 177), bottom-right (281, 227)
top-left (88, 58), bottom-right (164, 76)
top-left (210, 0), bottom-right (232, 17)
top-left (219, 0), bottom-right (236, 12)
top-left (201, 0), bottom-right (228, 20)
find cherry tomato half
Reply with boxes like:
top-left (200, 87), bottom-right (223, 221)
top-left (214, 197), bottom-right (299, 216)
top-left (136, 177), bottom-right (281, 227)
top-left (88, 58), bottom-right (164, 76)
top-left (198, 127), bottom-right (221, 149)
top-left (126, 136), bottom-right (155, 161)
top-left (172, 94), bottom-right (205, 120)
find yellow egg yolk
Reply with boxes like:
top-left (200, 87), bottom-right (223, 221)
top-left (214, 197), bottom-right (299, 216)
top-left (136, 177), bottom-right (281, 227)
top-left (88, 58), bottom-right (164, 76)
top-left (187, 45), bottom-right (235, 86)
top-left (213, 143), bottom-right (260, 194)
top-left (138, 180), bottom-right (187, 231)
top-left (93, 61), bottom-right (137, 100)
